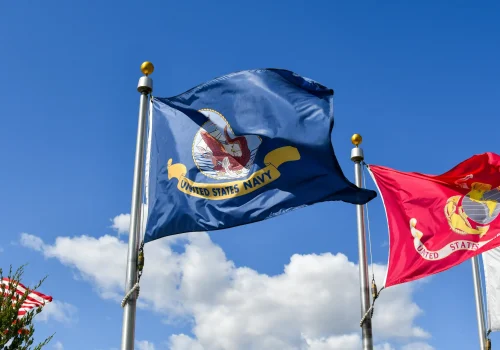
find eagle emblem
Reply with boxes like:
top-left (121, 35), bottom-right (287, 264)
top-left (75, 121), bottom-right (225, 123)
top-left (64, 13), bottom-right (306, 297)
top-left (193, 109), bottom-right (262, 180)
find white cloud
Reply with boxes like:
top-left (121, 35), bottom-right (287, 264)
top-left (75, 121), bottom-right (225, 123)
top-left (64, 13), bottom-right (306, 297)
top-left (303, 333), bottom-right (361, 350)
top-left (401, 342), bottom-right (435, 350)
top-left (136, 340), bottom-right (156, 350)
top-left (37, 300), bottom-right (78, 324)
top-left (22, 222), bottom-right (432, 350)
top-left (20, 233), bottom-right (44, 251)
top-left (169, 333), bottom-right (402, 350)
top-left (169, 334), bottom-right (204, 350)
top-left (53, 341), bottom-right (64, 350)
top-left (111, 213), bottom-right (131, 235)
top-left (110, 205), bottom-right (148, 236)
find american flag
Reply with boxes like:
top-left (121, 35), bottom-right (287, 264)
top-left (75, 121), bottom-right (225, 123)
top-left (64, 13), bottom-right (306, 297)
top-left (1, 277), bottom-right (53, 318)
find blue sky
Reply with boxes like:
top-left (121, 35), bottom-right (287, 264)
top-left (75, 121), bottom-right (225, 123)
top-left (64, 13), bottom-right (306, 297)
top-left (1, 1), bottom-right (499, 349)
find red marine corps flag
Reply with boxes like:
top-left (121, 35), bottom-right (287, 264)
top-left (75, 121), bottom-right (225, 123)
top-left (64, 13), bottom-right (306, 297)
top-left (369, 152), bottom-right (500, 287)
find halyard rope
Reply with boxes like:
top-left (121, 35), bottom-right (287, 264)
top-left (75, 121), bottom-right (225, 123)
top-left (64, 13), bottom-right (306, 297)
top-left (121, 97), bottom-right (151, 308)
top-left (359, 163), bottom-right (383, 327)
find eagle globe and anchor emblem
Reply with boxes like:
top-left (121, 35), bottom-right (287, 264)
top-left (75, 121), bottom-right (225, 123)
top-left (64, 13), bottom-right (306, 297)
top-left (166, 109), bottom-right (301, 200)
top-left (409, 175), bottom-right (500, 260)
top-left (445, 179), bottom-right (500, 237)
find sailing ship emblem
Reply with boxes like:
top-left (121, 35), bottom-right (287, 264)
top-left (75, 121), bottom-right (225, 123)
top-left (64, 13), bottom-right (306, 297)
top-left (167, 108), bottom-right (300, 200)
top-left (193, 109), bottom-right (262, 180)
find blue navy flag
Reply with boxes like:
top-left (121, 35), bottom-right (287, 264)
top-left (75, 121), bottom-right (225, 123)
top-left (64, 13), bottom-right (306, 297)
top-left (144, 69), bottom-right (376, 243)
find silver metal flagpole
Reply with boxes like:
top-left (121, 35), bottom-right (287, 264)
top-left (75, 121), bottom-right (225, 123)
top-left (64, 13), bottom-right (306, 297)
top-left (350, 134), bottom-right (374, 350)
top-left (471, 256), bottom-right (487, 350)
top-left (120, 61), bottom-right (154, 350)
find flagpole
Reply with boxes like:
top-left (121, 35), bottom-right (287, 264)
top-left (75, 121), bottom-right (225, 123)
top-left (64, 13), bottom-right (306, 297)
top-left (350, 134), bottom-right (373, 350)
top-left (471, 256), bottom-right (487, 350)
top-left (120, 61), bottom-right (154, 350)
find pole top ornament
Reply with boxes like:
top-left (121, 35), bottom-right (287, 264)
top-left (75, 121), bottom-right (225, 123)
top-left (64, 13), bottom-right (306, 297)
top-left (351, 134), bottom-right (362, 147)
top-left (141, 61), bottom-right (154, 76)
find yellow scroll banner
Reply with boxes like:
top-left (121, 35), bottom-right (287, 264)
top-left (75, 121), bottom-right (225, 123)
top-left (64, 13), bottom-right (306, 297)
top-left (167, 146), bottom-right (300, 200)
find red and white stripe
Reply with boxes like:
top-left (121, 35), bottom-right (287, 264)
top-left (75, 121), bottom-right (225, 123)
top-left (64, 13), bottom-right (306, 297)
top-left (1, 277), bottom-right (52, 318)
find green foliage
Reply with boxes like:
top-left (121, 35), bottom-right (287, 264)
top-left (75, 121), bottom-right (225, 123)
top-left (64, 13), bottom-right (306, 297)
top-left (0, 265), bottom-right (53, 350)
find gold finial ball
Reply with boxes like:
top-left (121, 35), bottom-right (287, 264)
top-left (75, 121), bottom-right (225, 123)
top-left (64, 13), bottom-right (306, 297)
top-left (141, 61), bottom-right (154, 76)
top-left (351, 134), bottom-right (362, 146)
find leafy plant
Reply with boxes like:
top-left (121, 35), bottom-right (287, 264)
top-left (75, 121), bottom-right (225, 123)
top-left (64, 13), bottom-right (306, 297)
top-left (0, 265), bottom-right (53, 350)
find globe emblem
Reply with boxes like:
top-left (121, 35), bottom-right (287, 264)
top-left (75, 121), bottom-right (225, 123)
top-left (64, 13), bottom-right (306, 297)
top-left (462, 188), bottom-right (500, 225)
